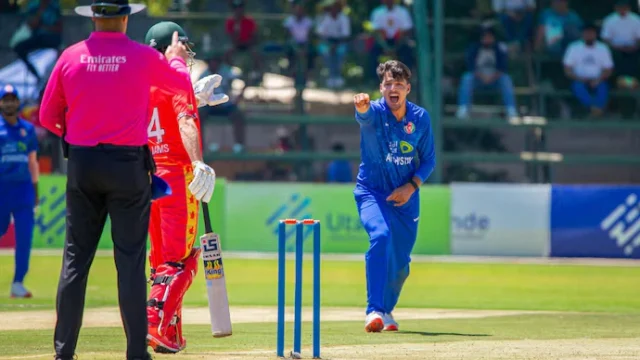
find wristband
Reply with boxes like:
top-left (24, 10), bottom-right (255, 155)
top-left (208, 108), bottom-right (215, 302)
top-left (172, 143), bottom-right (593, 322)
top-left (409, 179), bottom-right (419, 190)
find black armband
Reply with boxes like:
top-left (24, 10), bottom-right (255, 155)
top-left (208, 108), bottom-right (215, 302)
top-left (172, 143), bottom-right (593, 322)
top-left (409, 179), bottom-right (419, 190)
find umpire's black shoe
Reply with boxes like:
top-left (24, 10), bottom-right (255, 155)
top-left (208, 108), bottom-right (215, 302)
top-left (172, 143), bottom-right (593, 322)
top-left (54, 356), bottom-right (77, 360)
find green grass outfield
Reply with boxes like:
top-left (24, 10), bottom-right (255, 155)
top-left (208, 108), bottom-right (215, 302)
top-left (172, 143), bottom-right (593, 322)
top-left (1, 253), bottom-right (640, 359)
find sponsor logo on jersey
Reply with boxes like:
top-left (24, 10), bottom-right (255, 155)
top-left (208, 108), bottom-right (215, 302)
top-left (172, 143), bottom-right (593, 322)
top-left (388, 141), bottom-right (398, 154)
top-left (385, 153), bottom-right (414, 165)
top-left (399, 140), bottom-right (413, 154)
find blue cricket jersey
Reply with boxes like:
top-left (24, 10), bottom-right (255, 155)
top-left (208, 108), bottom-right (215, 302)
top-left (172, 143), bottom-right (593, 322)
top-left (0, 116), bottom-right (38, 184)
top-left (355, 98), bottom-right (435, 196)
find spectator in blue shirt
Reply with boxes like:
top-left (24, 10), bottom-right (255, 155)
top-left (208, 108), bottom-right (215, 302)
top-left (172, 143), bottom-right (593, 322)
top-left (11, 0), bottom-right (62, 84)
top-left (456, 27), bottom-right (518, 119)
top-left (535, 0), bottom-right (583, 57)
top-left (326, 143), bottom-right (352, 183)
top-left (492, 0), bottom-right (536, 49)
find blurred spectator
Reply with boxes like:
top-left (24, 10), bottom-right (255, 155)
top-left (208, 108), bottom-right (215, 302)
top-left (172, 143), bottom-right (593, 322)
top-left (283, 1), bottom-right (315, 84)
top-left (225, 0), bottom-right (261, 83)
top-left (267, 127), bottom-right (296, 181)
top-left (169, 0), bottom-right (190, 12)
top-left (274, 127), bottom-right (295, 153)
top-left (534, 0), bottom-right (583, 56)
top-left (0, 0), bottom-right (19, 13)
top-left (326, 143), bottom-right (352, 183)
top-left (563, 24), bottom-right (613, 117)
top-left (492, 0), bottom-right (536, 48)
top-left (471, 0), bottom-right (494, 20)
top-left (601, 0), bottom-right (640, 85)
top-left (456, 27), bottom-right (518, 119)
top-left (316, 0), bottom-right (351, 88)
top-left (369, 0), bottom-right (414, 80)
top-left (200, 52), bottom-right (246, 153)
top-left (10, 0), bottom-right (62, 85)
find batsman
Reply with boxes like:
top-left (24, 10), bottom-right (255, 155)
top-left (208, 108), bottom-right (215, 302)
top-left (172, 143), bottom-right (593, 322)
top-left (353, 60), bottom-right (435, 333)
top-left (143, 22), bottom-right (229, 354)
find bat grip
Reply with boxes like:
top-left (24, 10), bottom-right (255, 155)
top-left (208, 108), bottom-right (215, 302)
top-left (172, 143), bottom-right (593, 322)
top-left (202, 202), bottom-right (213, 233)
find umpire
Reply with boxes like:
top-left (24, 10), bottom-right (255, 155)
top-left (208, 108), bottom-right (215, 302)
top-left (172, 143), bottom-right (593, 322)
top-left (38, 1), bottom-right (192, 360)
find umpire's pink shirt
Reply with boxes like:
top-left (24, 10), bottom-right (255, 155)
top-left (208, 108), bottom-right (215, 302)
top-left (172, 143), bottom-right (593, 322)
top-left (40, 31), bottom-right (191, 146)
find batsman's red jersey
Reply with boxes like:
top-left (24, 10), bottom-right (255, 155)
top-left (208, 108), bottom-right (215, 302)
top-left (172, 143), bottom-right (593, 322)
top-left (147, 80), bottom-right (201, 267)
top-left (148, 85), bottom-right (199, 166)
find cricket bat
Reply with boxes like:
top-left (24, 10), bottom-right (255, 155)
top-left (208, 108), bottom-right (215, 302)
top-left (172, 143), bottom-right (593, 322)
top-left (200, 202), bottom-right (232, 337)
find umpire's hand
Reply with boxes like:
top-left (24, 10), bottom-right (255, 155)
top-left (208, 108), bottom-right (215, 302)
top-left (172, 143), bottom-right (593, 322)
top-left (354, 93), bottom-right (371, 114)
top-left (165, 31), bottom-right (188, 62)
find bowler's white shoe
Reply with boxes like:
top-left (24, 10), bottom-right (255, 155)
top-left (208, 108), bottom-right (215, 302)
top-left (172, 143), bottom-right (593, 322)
top-left (364, 311), bottom-right (384, 333)
top-left (382, 313), bottom-right (399, 331)
top-left (10, 282), bottom-right (32, 298)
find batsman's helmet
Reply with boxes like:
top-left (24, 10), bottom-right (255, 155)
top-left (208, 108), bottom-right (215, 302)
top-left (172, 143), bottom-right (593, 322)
top-left (145, 21), bottom-right (196, 67)
top-left (145, 21), bottom-right (193, 50)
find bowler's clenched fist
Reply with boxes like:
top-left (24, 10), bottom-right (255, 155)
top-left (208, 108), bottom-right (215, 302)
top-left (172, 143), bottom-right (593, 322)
top-left (354, 93), bottom-right (371, 114)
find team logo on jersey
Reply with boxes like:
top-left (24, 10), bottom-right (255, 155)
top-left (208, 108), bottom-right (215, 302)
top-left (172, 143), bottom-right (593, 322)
top-left (399, 141), bottom-right (413, 154)
top-left (20, 129), bottom-right (26, 137)
top-left (404, 121), bottom-right (415, 134)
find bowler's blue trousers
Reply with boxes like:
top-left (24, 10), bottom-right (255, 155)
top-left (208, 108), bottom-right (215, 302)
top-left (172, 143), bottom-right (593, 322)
top-left (355, 185), bottom-right (419, 315)
top-left (0, 181), bottom-right (35, 283)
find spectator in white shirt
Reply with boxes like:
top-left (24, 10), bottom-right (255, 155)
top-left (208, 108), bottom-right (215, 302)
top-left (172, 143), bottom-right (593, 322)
top-left (563, 24), bottom-right (614, 117)
top-left (601, 0), bottom-right (640, 80)
top-left (493, 0), bottom-right (536, 48)
top-left (369, 0), bottom-right (414, 80)
top-left (283, 2), bottom-right (315, 84)
top-left (316, 0), bottom-right (351, 88)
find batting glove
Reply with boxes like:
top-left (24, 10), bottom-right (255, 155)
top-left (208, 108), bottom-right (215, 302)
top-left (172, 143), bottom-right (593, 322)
top-left (189, 160), bottom-right (216, 203)
top-left (193, 74), bottom-right (230, 108)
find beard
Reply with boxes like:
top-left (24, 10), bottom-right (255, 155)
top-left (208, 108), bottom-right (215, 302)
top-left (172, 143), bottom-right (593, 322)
top-left (1, 108), bottom-right (18, 116)
top-left (387, 102), bottom-right (402, 111)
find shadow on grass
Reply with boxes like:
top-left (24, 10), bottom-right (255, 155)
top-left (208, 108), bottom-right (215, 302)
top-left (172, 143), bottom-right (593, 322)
top-left (394, 331), bottom-right (491, 337)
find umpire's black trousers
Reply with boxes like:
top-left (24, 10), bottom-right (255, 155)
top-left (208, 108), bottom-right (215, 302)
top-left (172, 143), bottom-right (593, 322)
top-left (54, 144), bottom-right (153, 360)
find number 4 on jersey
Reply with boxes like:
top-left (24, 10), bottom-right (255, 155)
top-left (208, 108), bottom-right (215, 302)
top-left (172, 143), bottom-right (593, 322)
top-left (148, 107), bottom-right (165, 143)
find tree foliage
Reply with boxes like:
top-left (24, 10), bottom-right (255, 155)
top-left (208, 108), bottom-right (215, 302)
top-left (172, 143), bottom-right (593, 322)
top-left (141, 0), bottom-right (173, 16)
top-left (53, 0), bottom-right (172, 15)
